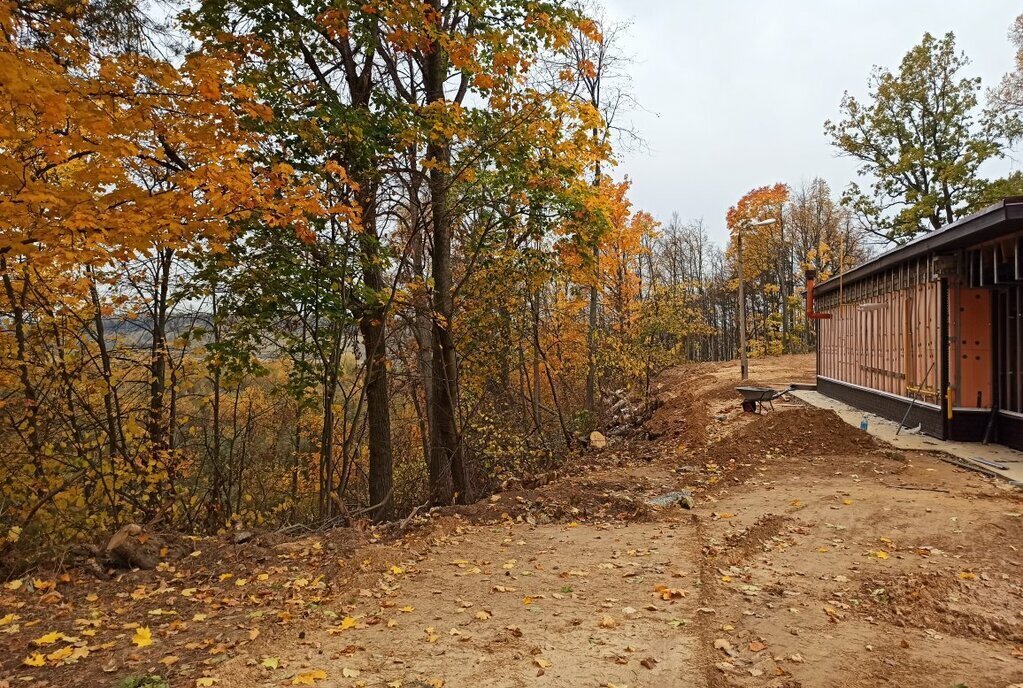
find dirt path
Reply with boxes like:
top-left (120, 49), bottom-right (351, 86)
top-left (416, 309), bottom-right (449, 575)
top-left (221, 519), bottom-right (709, 688)
top-left (3, 354), bottom-right (1022, 687)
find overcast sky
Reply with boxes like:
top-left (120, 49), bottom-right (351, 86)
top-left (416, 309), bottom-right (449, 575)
top-left (601, 0), bottom-right (1021, 246)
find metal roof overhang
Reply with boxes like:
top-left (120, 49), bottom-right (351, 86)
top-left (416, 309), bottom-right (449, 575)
top-left (814, 197), bottom-right (1023, 296)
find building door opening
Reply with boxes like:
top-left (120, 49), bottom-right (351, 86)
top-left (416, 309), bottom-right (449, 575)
top-left (994, 286), bottom-right (1022, 416)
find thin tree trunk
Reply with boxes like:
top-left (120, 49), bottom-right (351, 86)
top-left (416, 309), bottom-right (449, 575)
top-left (410, 200), bottom-right (435, 464)
top-left (209, 289), bottom-right (225, 529)
top-left (531, 288), bottom-right (542, 431)
top-left (1, 258), bottom-right (43, 487)
top-left (87, 269), bottom-right (128, 467)
top-left (148, 249), bottom-right (172, 463)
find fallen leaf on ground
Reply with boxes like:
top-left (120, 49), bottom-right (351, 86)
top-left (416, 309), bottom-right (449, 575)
top-left (32, 631), bottom-right (68, 646)
top-left (131, 626), bottom-right (153, 648)
top-left (654, 585), bottom-right (685, 600)
top-left (292, 669), bottom-right (328, 685)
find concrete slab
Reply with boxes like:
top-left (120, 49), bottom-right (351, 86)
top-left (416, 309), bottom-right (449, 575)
top-left (791, 389), bottom-right (1023, 486)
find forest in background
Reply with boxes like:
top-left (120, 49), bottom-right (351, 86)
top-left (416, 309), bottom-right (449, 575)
top-left (2, 0), bottom-right (1023, 567)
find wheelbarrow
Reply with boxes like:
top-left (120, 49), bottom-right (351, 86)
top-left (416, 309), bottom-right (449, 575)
top-left (735, 385), bottom-right (794, 414)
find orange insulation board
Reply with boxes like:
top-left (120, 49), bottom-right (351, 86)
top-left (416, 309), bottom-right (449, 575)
top-left (950, 287), bottom-right (992, 409)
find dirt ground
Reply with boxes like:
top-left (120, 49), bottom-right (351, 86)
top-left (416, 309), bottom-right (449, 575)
top-left (3, 354), bottom-right (1023, 688)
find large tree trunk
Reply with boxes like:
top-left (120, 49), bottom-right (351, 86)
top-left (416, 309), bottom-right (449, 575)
top-left (424, 20), bottom-right (466, 506)
top-left (357, 183), bottom-right (394, 521)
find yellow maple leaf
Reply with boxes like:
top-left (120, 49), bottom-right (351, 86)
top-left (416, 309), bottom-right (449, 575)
top-left (132, 626), bottom-right (153, 647)
top-left (196, 679), bottom-right (218, 687)
top-left (261, 656), bottom-right (280, 670)
top-left (46, 646), bottom-right (73, 663)
top-left (291, 669), bottom-right (327, 685)
top-left (32, 631), bottom-right (65, 646)
top-left (389, 565), bottom-right (404, 575)
top-left (23, 653), bottom-right (46, 667)
top-left (67, 647), bottom-right (89, 663)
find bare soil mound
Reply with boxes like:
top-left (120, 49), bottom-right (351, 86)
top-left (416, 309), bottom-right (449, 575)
top-left (699, 406), bottom-right (881, 465)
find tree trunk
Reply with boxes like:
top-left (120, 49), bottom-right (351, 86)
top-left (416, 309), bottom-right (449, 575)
top-left (1, 259), bottom-right (44, 489)
top-left (409, 181), bottom-right (435, 474)
top-left (424, 20), bottom-right (465, 505)
top-left (586, 146), bottom-right (602, 417)
top-left (87, 269), bottom-right (128, 468)
top-left (148, 249), bottom-right (172, 465)
top-left (531, 289), bottom-right (542, 432)
top-left (357, 183), bottom-right (394, 521)
top-left (209, 289), bottom-right (226, 530)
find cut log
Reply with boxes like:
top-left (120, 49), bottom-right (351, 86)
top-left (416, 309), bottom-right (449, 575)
top-left (230, 530), bottom-right (254, 545)
top-left (104, 524), bottom-right (158, 570)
